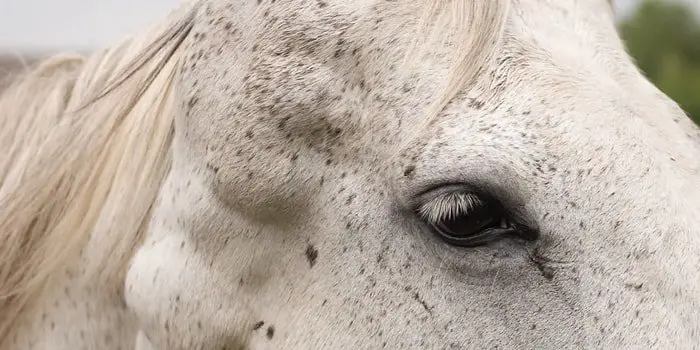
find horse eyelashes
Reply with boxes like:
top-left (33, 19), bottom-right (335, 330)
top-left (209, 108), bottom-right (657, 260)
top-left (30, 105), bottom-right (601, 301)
top-left (416, 191), bottom-right (484, 223)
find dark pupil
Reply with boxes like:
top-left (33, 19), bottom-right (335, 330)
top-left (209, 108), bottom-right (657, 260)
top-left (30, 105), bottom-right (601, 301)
top-left (436, 203), bottom-right (497, 238)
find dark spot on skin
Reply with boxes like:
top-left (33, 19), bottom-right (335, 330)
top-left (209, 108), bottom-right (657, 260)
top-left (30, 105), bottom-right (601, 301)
top-left (316, 0), bottom-right (327, 8)
top-left (625, 282), bottom-right (644, 291)
top-left (305, 244), bottom-right (319, 267)
top-left (468, 98), bottom-right (485, 109)
top-left (534, 261), bottom-right (554, 280)
top-left (187, 96), bottom-right (199, 108)
top-left (206, 163), bottom-right (220, 174)
top-left (413, 292), bottom-right (432, 314)
top-left (278, 116), bottom-right (290, 129)
top-left (266, 326), bottom-right (275, 339)
top-left (253, 321), bottom-right (265, 330)
top-left (614, 220), bottom-right (622, 230)
top-left (345, 194), bottom-right (356, 205)
top-left (403, 165), bottom-right (415, 178)
top-left (529, 249), bottom-right (555, 280)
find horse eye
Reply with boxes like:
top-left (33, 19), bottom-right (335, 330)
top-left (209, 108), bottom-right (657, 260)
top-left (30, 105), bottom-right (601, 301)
top-left (416, 188), bottom-right (533, 247)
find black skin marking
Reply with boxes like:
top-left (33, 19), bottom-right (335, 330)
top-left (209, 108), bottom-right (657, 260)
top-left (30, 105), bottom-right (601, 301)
top-left (403, 165), bottom-right (416, 178)
top-left (266, 326), bottom-right (275, 339)
top-left (625, 282), bottom-right (644, 291)
top-left (413, 291), bottom-right (432, 314)
top-left (529, 249), bottom-right (555, 280)
top-left (253, 321), bottom-right (265, 330)
top-left (534, 261), bottom-right (554, 280)
top-left (305, 244), bottom-right (319, 268)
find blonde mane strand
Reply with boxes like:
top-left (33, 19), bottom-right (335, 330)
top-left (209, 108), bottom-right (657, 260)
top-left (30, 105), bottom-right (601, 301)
top-left (0, 3), bottom-right (198, 342)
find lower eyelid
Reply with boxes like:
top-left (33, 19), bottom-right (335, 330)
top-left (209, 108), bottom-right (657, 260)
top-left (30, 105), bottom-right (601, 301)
top-left (433, 227), bottom-right (517, 247)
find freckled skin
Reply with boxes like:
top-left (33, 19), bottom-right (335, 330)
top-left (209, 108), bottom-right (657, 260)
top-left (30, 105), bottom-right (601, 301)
top-left (124, 0), bottom-right (700, 348)
top-left (9, 0), bottom-right (700, 349)
top-left (8, 262), bottom-right (138, 349)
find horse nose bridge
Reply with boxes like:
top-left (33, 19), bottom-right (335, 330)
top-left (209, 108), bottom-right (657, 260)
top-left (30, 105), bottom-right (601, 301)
top-left (626, 211), bottom-right (700, 341)
top-left (573, 143), bottom-right (700, 338)
top-left (587, 145), bottom-right (700, 262)
top-left (522, 54), bottom-right (700, 344)
top-left (567, 169), bottom-right (700, 343)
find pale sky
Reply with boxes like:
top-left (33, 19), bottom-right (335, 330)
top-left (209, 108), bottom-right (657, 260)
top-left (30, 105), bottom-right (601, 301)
top-left (0, 0), bottom-right (695, 52)
top-left (0, 0), bottom-right (180, 52)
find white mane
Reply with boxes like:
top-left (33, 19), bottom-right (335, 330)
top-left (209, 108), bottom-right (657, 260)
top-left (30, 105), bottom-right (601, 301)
top-left (0, 3), bottom-right (198, 341)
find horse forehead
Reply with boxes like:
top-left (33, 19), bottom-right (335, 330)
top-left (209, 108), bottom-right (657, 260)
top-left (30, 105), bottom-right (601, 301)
top-left (189, 0), bottom-right (698, 156)
top-left (423, 54), bottom-right (700, 176)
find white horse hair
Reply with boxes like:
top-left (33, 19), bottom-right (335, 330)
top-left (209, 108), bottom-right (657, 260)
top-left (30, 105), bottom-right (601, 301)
top-left (0, 3), bottom-right (197, 341)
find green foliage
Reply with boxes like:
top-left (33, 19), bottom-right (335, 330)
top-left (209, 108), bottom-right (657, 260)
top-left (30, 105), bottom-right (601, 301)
top-left (619, 0), bottom-right (700, 124)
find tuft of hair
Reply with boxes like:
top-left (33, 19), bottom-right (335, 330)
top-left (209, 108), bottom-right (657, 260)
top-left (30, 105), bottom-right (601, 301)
top-left (0, 3), bottom-right (198, 342)
top-left (398, 0), bottom-right (509, 142)
top-left (419, 0), bottom-right (508, 113)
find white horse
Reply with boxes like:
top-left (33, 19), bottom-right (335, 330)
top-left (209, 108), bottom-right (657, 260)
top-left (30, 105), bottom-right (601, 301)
top-left (1, 0), bottom-right (699, 348)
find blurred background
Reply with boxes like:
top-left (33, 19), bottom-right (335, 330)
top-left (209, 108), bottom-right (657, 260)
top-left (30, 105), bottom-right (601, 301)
top-left (0, 0), bottom-right (698, 123)
top-left (618, 0), bottom-right (700, 124)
